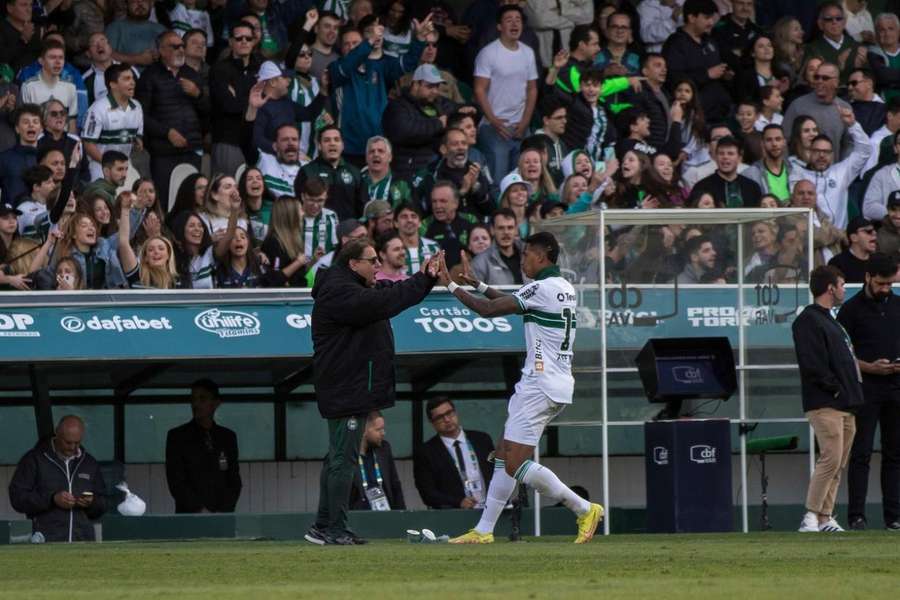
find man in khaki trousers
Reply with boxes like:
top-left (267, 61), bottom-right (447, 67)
top-left (792, 265), bottom-right (864, 532)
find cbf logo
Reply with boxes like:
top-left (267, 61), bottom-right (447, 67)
top-left (195, 308), bottom-right (260, 338)
top-left (0, 313), bottom-right (39, 337)
top-left (690, 445), bottom-right (717, 464)
top-left (653, 446), bottom-right (669, 465)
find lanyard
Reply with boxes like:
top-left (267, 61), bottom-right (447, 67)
top-left (358, 453), bottom-right (383, 490)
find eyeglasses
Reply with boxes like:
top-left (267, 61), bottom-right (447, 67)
top-left (233, 35), bottom-right (253, 42)
top-left (813, 74), bottom-right (836, 81)
top-left (430, 408), bottom-right (456, 422)
top-left (821, 16), bottom-right (844, 23)
top-left (48, 110), bottom-right (66, 118)
top-left (355, 255), bottom-right (379, 264)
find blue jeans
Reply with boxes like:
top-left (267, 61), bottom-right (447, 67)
top-left (477, 122), bottom-right (521, 183)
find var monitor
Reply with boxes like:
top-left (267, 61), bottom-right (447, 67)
top-left (635, 337), bottom-right (737, 403)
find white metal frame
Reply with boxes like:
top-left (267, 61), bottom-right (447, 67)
top-left (533, 208), bottom-right (815, 535)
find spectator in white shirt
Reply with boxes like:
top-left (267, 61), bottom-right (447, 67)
top-left (638, 0), bottom-right (684, 53)
top-left (20, 39), bottom-right (78, 133)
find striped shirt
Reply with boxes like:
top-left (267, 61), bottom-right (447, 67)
top-left (289, 76), bottom-right (322, 157)
top-left (361, 167), bottom-right (411, 207)
top-left (257, 152), bottom-right (303, 198)
top-left (301, 208), bottom-right (339, 254)
top-left (404, 237), bottom-right (440, 276)
top-left (82, 96), bottom-right (143, 181)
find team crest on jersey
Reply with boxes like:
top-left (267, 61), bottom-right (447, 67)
top-left (341, 170), bottom-right (353, 184)
top-left (828, 179), bottom-right (836, 189)
top-left (391, 187), bottom-right (401, 201)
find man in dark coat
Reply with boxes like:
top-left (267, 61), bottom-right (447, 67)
top-left (792, 265), bottom-right (863, 533)
top-left (8, 415), bottom-right (107, 543)
top-left (165, 379), bottom-right (242, 513)
top-left (415, 397), bottom-right (494, 510)
top-left (306, 239), bottom-right (439, 545)
top-left (135, 31), bottom-right (208, 204)
top-left (349, 411), bottom-right (406, 511)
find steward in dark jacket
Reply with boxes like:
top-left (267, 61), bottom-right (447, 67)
top-left (306, 240), bottom-right (436, 544)
top-left (9, 426), bottom-right (107, 543)
top-left (165, 419), bottom-right (242, 513)
top-left (382, 85), bottom-right (457, 182)
top-left (793, 303), bottom-right (864, 413)
top-left (349, 439), bottom-right (406, 510)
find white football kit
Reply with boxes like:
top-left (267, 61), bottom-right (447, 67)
top-left (505, 269), bottom-right (577, 446)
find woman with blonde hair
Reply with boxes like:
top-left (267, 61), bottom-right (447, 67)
top-left (261, 196), bottom-right (309, 287)
top-left (0, 203), bottom-right (39, 290)
top-left (772, 17), bottom-right (805, 83)
top-left (516, 147), bottom-right (558, 205)
top-left (117, 192), bottom-right (179, 289)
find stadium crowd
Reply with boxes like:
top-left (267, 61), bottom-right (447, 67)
top-left (0, 0), bottom-right (899, 291)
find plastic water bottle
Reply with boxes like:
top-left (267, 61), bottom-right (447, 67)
top-left (30, 532), bottom-right (45, 544)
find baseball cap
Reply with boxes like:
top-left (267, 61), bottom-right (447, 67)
top-left (499, 171), bottom-right (533, 199)
top-left (257, 61), bottom-right (289, 82)
top-left (887, 190), bottom-right (900, 210)
top-left (846, 216), bottom-right (876, 236)
top-left (362, 199), bottom-right (392, 222)
top-left (0, 202), bottom-right (21, 217)
top-left (337, 218), bottom-right (364, 239)
top-left (412, 64), bottom-right (444, 84)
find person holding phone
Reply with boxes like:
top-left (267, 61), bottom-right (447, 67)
top-left (8, 415), bottom-right (107, 543)
top-left (837, 253), bottom-right (900, 531)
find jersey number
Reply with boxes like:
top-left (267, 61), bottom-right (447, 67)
top-left (560, 308), bottom-right (573, 351)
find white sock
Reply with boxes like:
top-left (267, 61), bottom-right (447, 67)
top-left (474, 459), bottom-right (516, 535)
top-left (515, 459), bottom-right (590, 516)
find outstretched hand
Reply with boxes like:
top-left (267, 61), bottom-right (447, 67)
top-left (457, 251), bottom-right (479, 287)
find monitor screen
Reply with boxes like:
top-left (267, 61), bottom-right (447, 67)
top-left (655, 355), bottom-right (727, 397)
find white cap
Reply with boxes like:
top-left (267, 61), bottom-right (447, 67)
top-left (499, 171), bottom-right (533, 199)
top-left (257, 61), bottom-right (287, 82)
top-left (412, 64), bottom-right (444, 84)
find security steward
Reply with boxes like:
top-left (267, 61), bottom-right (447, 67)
top-left (837, 253), bottom-right (900, 530)
top-left (165, 379), bottom-right (242, 513)
top-left (9, 415), bottom-right (107, 543)
top-left (305, 239), bottom-right (441, 545)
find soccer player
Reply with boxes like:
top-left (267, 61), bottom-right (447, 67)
top-left (437, 232), bottom-right (604, 544)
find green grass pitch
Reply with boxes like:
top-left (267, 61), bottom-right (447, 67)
top-left (2, 533), bottom-right (899, 599)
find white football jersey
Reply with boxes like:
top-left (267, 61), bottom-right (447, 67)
top-left (513, 271), bottom-right (577, 403)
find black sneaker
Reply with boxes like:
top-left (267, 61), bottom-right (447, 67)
top-left (326, 533), bottom-right (357, 545)
top-left (304, 524), bottom-right (328, 545)
top-left (343, 529), bottom-right (368, 545)
top-left (848, 516), bottom-right (867, 531)
top-left (885, 521), bottom-right (900, 531)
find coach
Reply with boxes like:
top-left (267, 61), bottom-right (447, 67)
top-left (792, 265), bottom-right (863, 533)
top-left (305, 240), bottom-right (440, 545)
top-left (837, 253), bottom-right (900, 531)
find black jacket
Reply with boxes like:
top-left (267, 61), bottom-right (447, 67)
top-left (712, 14), bottom-right (764, 73)
top-left (165, 420), bottom-right (242, 513)
top-left (414, 430), bottom-right (494, 509)
top-left (311, 265), bottom-right (435, 419)
top-left (690, 172), bottom-right (762, 208)
top-left (8, 440), bottom-right (107, 542)
top-left (554, 87), bottom-right (617, 160)
top-left (296, 157), bottom-right (365, 221)
top-left (851, 100), bottom-right (887, 137)
top-left (349, 439), bottom-right (406, 510)
top-left (631, 85), bottom-right (673, 150)
top-left (382, 91), bottom-right (457, 181)
top-left (412, 157), bottom-right (494, 219)
top-left (837, 289), bottom-right (900, 399)
top-left (792, 303), bottom-right (864, 412)
top-left (209, 55), bottom-right (263, 146)
top-left (663, 29), bottom-right (733, 122)
top-left (135, 62), bottom-right (209, 155)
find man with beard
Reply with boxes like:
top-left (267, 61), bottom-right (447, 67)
top-left (105, 0), bottom-right (167, 69)
top-left (837, 253), bottom-right (900, 531)
top-left (471, 208), bottom-right (525, 285)
top-left (690, 137), bottom-right (762, 208)
top-left (828, 217), bottom-right (878, 283)
top-left (0, 104), bottom-right (42, 203)
top-left (743, 125), bottom-right (803, 205)
top-left (257, 124), bottom-right (305, 198)
top-left (374, 233), bottom-right (409, 283)
top-left (382, 64), bottom-right (458, 181)
top-left (412, 128), bottom-right (493, 219)
top-left (793, 265), bottom-right (861, 533)
top-left (360, 136), bottom-right (411, 208)
top-left (310, 10), bottom-right (341, 80)
top-left (677, 234), bottom-right (718, 284)
top-left (135, 30), bottom-right (208, 204)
